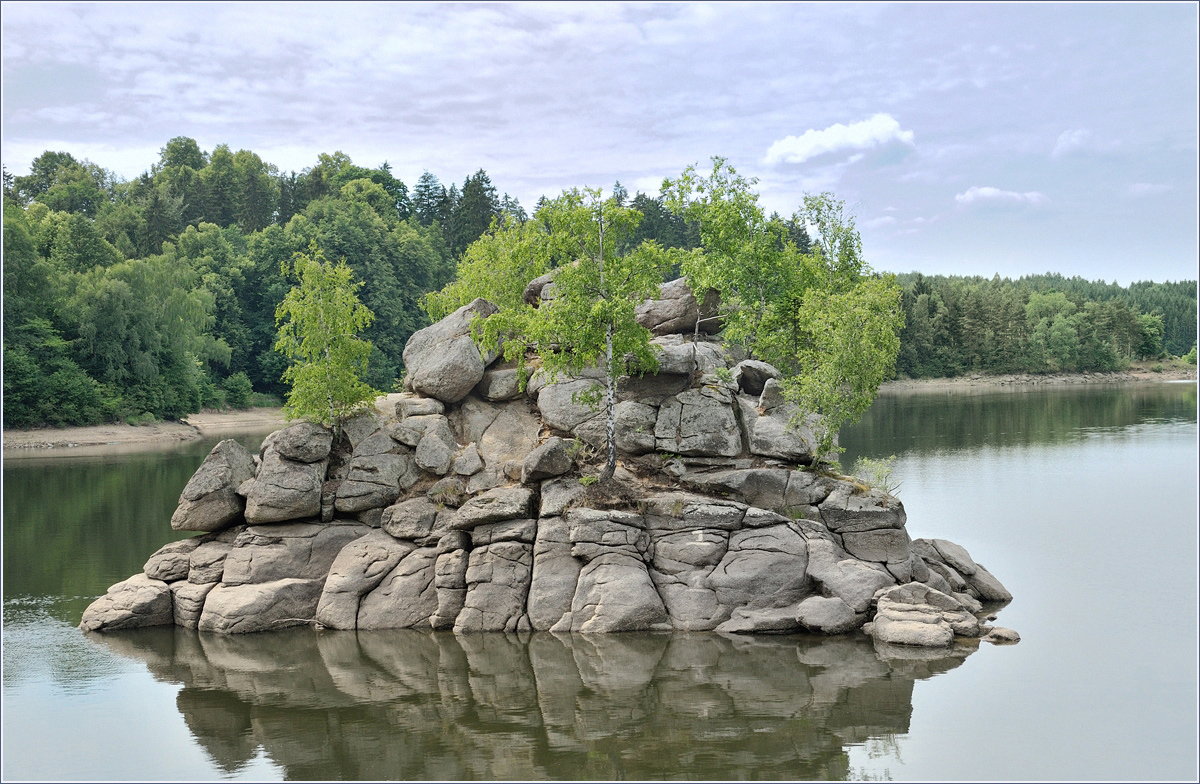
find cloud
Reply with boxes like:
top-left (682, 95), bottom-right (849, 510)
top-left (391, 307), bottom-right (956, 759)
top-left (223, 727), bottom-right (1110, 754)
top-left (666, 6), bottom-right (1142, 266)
top-left (763, 114), bottom-right (915, 166)
top-left (1051, 128), bottom-right (1095, 158)
top-left (954, 186), bottom-right (1048, 206)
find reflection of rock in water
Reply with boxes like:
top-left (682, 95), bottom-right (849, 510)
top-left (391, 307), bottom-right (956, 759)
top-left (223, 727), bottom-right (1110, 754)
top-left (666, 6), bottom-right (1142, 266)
top-left (92, 628), bottom-right (973, 780)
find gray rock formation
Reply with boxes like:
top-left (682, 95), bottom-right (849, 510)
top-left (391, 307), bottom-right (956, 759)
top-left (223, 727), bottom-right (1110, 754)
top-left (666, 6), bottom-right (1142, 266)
top-left (403, 298), bottom-right (498, 404)
top-left (83, 290), bottom-right (1014, 645)
top-left (170, 439), bottom-right (257, 532)
top-left (634, 277), bottom-right (722, 336)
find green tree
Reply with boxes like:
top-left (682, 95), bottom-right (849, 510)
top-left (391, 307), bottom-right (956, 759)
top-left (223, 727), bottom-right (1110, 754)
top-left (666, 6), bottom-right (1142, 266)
top-left (274, 244), bottom-right (377, 433)
top-left (488, 189), bottom-right (664, 482)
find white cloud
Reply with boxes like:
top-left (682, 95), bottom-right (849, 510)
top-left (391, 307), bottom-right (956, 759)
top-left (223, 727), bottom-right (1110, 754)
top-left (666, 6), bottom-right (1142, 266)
top-left (1051, 128), bottom-right (1091, 157)
top-left (954, 186), bottom-right (1048, 206)
top-left (763, 114), bottom-right (915, 166)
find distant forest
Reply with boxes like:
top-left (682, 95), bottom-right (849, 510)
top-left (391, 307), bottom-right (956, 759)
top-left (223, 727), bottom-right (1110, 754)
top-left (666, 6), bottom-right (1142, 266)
top-left (3, 139), bottom-right (1196, 428)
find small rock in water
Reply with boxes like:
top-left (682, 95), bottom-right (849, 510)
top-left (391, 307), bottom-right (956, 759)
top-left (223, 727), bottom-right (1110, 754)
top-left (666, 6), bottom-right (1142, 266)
top-left (984, 627), bottom-right (1020, 644)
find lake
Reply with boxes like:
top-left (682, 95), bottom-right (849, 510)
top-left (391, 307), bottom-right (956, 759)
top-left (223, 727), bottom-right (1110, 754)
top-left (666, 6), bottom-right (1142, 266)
top-left (2, 382), bottom-right (1196, 780)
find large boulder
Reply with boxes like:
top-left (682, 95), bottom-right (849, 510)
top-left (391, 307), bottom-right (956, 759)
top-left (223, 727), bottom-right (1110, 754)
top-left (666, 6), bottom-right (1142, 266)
top-left (171, 440), bottom-right (258, 532)
top-left (865, 583), bottom-right (976, 648)
top-left (144, 537), bottom-right (205, 582)
top-left (527, 516), bottom-right (581, 630)
top-left (198, 578), bottom-right (326, 634)
top-left (221, 522), bottom-right (370, 586)
top-left (315, 530), bottom-right (414, 629)
top-left (356, 546), bottom-right (440, 629)
top-left (79, 573), bottom-right (173, 632)
top-left (707, 524), bottom-right (810, 615)
top-left (262, 422), bottom-right (333, 463)
top-left (454, 541), bottom-right (534, 632)
top-left (240, 445), bottom-right (327, 524)
top-left (655, 387), bottom-right (742, 457)
top-left (567, 553), bottom-right (670, 633)
top-left (403, 298), bottom-right (499, 404)
top-left (335, 452), bottom-right (417, 512)
top-left (634, 277), bottom-right (722, 336)
top-left (522, 437), bottom-right (572, 483)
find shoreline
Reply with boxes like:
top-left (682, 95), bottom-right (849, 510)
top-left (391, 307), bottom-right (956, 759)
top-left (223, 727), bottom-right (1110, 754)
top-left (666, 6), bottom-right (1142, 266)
top-left (879, 366), bottom-right (1197, 394)
top-left (1, 408), bottom-right (289, 459)
top-left (3, 371), bottom-right (1195, 457)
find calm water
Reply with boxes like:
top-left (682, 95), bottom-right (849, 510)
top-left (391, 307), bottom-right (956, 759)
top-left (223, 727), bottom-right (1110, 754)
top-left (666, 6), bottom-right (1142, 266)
top-left (2, 383), bottom-right (1196, 780)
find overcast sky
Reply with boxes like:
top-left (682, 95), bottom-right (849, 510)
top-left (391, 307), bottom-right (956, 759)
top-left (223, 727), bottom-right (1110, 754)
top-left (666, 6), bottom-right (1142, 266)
top-left (2, 2), bottom-right (1196, 284)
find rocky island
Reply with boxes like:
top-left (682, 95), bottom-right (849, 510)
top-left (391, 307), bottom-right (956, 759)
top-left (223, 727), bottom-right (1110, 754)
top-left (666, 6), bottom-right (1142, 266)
top-left (81, 280), bottom-right (1015, 648)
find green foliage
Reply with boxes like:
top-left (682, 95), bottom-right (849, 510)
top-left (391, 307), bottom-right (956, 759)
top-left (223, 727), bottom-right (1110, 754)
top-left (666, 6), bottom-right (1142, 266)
top-left (274, 244), bottom-right (378, 429)
top-left (222, 371), bottom-right (254, 409)
top-left (1185, 345), bottom-right (1197, 366)
top-left (851, 455), bottom-right (901, 496)
top-left (893, 272), bottom-right (1191, 378)
top-left (665, 158), bottom-right (903, 460)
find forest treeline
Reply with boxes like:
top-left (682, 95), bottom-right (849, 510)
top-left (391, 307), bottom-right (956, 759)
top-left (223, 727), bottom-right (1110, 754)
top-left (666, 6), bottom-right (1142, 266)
top-left (2, 139), bottom-right (1196, 428)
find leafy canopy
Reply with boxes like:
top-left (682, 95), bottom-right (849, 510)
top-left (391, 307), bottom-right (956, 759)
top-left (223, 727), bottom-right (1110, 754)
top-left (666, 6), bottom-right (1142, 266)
top-left (274, 243), bottom-right (378, 429)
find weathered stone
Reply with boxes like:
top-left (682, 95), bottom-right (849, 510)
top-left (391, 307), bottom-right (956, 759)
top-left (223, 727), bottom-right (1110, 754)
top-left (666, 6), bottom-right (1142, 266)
top-left (539, 476), bottom-right (586, 517)
top-left (648, 527), bottom-right (729, 631)
top-left (866, 583), bottom-right (964, 648)
top-left (819, 484), bottom-right (906, 533)
top-left (570, 553), bottom-right (670, 633)
top-left (240, 446), bottom-right (327, 524)
top-left (389, 413), bottom-right (446, 447)
top-left (655, 388), bottom-right (742, 457)
top-left (617, 372), bottom-right (691, 404)
top-left (171, 580), bottom-right (216, 628)
top-left (454, 541), bottom-right (533, 632)
top-left (679, 468), bottom-right (790, 511)
top-left (642, 492), bottom-right (747, 532)
top-left (523, 270), bottom-right (556, 306)
top-left (714, 605), bottom-right (801, 634)
top-left (351, 429), bottom-right (399, 458)
top-left (80, 573), bottom-right (173, 632)
top-left (427, 475), bottom-right (468, 507)
top-left (188, 541), bottom-right (233, 585)
top-left (930, 538), bottom-right (978, 576)
top-left (403, 298), bottom-right (498, 404)
top-left (430, 548), bottom-right (470, 630)
top-left (144, 538), bottom-right (204, 582)
top-left (758, 377), bottom-right (786, 411)
top-left (796, 596), bottom-right (860, 634)
top-left (381, 497), bottom-right (439, 540)
top-left (221, 523), bottom-right (369, 586)
top-left (805, 539), bottom-right (895, 612)
top-left (841, 528), bottom-right (912, 565)
top-left (706, 524), bottom-right (810, 611)
top-left (477, 367), bottom-right (522, 401)
top-left (396, 395), bottom-right (444, 418)
top-left (984, 627), bottom-right (1020, 644)
top-left (478, 404), bottom-right (541, 467)
top-left (453, 487), bottom-right (536, 529)
top-left (452, 443), bottom-right (484, 476)
top-left (415, 418), bottom-right (457, 476)
top-left (171, 440), bottom-right (257, 532)
top-left (634, 277), bottom-right (722, 336)
top-left (608, 401), bottom-right (658, 454)
top-left (731, 360), bottom-right (781, 396)
top-left (785, 471), bottom-right (836, 507)
top-left (262, 422), bottom-right (333, 463)
top-left (746, 403), bottom-right (822, 463)
top-left (339, 411), bottom-right (381, 450)
top-left (437, 530), bottom-right (471, 554)
top-left (471, 518), bottom-right (537, 546)
top-left (198, 578), bottom-right (325, 633)
top-left (527, 517), bottom-right (581, 631)
top-left (522, 437), bottom-right (572, 483)
top-left (315, 530), bottom-right (414, 630)
top-left (335, 453), bottom-right (414, 512)
top-left (968, 563), bottom-right (1013, 603)
top-left (871, 614), bottom-right (954, 647)
top-left (568, 508), bottom-right (650, 561)
top-left (356, 546), bottom-right (439, 629)
top-left (537, 379), bottom-right (604, 433)
top-left (651, 337), bottom-right (729, 376)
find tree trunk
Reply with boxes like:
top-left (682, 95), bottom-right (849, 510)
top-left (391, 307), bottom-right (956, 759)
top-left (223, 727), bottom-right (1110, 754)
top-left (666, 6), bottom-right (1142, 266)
top-left (598, 323), bottom-right (617, 484)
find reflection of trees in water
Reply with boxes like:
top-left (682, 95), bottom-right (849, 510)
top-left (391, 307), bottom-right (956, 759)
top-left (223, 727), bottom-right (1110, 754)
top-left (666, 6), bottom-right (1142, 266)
top-left (841, 383), bottom-right (1198, 462)
top-left (94, 627), bottom-right (974, 780)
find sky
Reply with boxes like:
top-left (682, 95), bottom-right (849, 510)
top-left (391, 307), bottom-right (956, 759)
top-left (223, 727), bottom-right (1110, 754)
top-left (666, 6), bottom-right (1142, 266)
top-left (2, 2), bottom-right (1197, 285)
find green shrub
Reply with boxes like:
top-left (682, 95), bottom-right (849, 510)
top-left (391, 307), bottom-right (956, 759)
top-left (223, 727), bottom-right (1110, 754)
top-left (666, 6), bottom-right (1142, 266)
top-left (852, 455), bottom-right (902, 496)
top-left (1185, 346), bottom-right (1197, 366)
top-left (222, 372), bottom-right (253, 409)
top-left (1151, 363), bottom-right (1164, 373)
